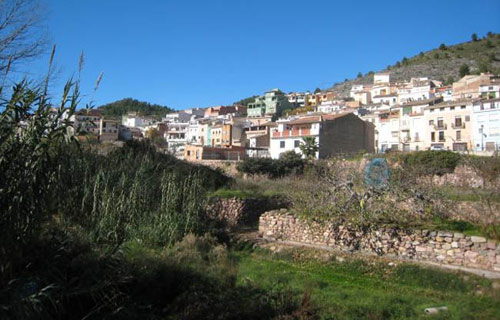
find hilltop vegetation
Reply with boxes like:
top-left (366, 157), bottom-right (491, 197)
top-left (98, 98), bottom-right (174, 119)
top-left (330, 32), bottom-right (500, 97)
top-left (234, 95), bottom-right (259, 106)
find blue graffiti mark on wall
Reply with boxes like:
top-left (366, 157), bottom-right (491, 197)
top-left (364, 158), bottom-right (391, 189)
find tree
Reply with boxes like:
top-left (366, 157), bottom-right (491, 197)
top-left (472, 33), bottom-right (478, 42)
top-left (401, 57), bottom-right (409, 65)
top-left (0, 0), bottom-right (48, 73)
top-left (299, 137), bottom-right (319, 160)
top-left (357, 72), bottom-right (362, 78)
top-left (418, 52), bottom-right (424, 58)
top-left (98, 98), bottom-right (174, 119)
top-left (439, 43), bottom-right (447, 50)
top-left (459, 64), bottom-right (470, 78)
top-left (314, 87), bottom-right (321, 94)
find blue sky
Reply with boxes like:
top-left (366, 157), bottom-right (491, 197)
top-left (23, 0), bottom-right (500, 110)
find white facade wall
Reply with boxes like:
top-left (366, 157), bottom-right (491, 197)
top-left (472, 99), bottom-right (500, 151)
top-left (377, 118), bottom-right (400, 152)
top-left (269, 122), bottom-right (320, 159)
top-left (123, 116), bottom-right (144, 128)
top-left (317, 101), bottom-right (342, 113)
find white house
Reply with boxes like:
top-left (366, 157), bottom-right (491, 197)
top-left (472, 98), bottom-right (500, 151)
top-left (269, 117), bottom-right (321, 159)
top-left (376, 109), bottom-right (401, 152)
top-left (317, 101), bottom-right (343, 113)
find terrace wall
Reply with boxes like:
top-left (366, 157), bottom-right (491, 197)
top-left (259, 210), bottom-right (500, 272)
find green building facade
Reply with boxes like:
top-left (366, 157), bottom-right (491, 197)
top-left (247, 89), bottom-right (293, 117)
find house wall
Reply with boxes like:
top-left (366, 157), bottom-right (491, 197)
top-left (424, 103), bottom-right (473, 151)
top-left (472, 99), bottom-right (500, 151)
top-left (99, 119), bottom-right (119, 141)
top-left (319, 114), bottom-right (374, 157)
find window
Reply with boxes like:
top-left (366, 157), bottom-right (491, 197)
top-left (294, 140), bottom-right (300, 148)
top-left (280, 141), bottom-right (285, 148)
top-left (431, 132), bottom-right (435, 142)
top-left (187, 151), bottom-right (191, 156)
top-left (429, 120), bottom-right (434, 126)
top-left (450, 107), bottom-right (455, 111)
top-left (440, 108), bottom-right (444, 111)
top-left (465, 115), bottom-right (470, 122)
top-left (438, 131), bottom-right (445, 141)
top-left (437, 118), bottom-right (444, 128)
top-left (461, 106), bottom-right (466, 109)
top-left (456, 131), bottom-right (461, 141)
top-left (455, 117), bottom-right (462, 127)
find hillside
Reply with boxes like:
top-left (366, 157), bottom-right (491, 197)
top-left (98, 98), bottom-right (174, 119)
top-left (329, 33), bottom-right (500, 98)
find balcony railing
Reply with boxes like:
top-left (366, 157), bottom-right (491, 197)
top-left (272, 128), bottom-right (312, 138)
top-left (433, 123), bottom-right (447, 130)
top-left (451, 123), bottom-right (465, 129)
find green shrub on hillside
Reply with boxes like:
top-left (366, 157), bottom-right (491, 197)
top-left (400, 150), bottom-right (461, 176)
top-left (237, 151), bottom-right (305, 178)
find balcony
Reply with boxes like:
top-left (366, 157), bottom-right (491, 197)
top-left (272, 128), bottom-right (312, 138)
top-left (433, 123), bottom-right (447, 130)
top-left (451, 122), bottom-right (465, 129)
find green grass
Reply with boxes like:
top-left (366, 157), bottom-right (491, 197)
top-left (235, 247), bottom-right (500, 320)
top-left (208, 188), bottom-right (264, 199)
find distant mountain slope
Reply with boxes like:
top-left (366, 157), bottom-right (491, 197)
top-left (329, 33), bottom-right (500, 97)
top-left (98, 98), bottom-right (174, 119)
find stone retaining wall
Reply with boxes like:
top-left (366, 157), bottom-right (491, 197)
top-left (206, 197), bottom-right (289, 229)
top-left (259, 210), bottom-right (500, 272)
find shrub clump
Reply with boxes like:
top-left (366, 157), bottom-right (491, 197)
top-left (237, 151), bottom-right (305, 178)
top-left (400, 150), bottom-right (461, 176)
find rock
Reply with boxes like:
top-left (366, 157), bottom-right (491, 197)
top-left (415, 246), bottom-right (427, 252)
top-left (487, 241), bottom-right (496, 250)
top-left (464, 251), bottom-right (479, 259)
top-left (451, 242), bottom-right (459, 248)
top-left (471, 236), bottom-right (487, 243)
top-left (442, 243), bottom-right (452, 250)
top-left (454, 233), bottom-right (465, 239)
top-left (438, 231), bottom-right (453, 237)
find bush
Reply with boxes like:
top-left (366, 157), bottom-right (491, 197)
top-left (400, 150), bottom-right (461, 176)
top-left (237, 151), bottom-right (305, 178)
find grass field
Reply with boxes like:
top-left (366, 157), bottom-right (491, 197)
top-left (235, 247), bottom-right (500, 320)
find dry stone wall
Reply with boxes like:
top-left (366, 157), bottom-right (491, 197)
top-left (206, 197), bottom-right (289, 229)
top-left (259, 210), bottom-right (500, 272)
